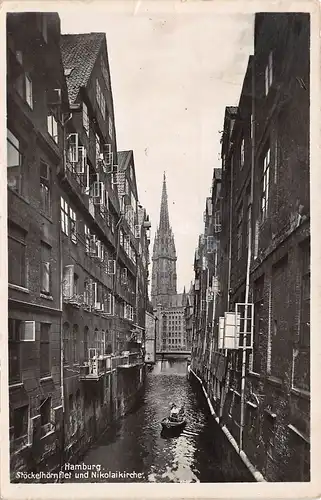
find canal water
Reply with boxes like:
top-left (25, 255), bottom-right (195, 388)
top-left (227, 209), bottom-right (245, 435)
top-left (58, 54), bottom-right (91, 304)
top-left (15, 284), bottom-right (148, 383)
top-left (76, 359), bottom-right (239, 483)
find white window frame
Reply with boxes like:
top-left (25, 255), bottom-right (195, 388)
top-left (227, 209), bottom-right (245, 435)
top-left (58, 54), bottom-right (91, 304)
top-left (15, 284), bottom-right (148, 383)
top-left (240, 137), bottom-right (245, 169)
top-left (76, 146), bottom-right (86, 175)
top-left (107, 260), bottom-right (116, 275)
top-left (25, 74), bottom-right (33, 109)
top-left (69, 208), bottom-right (77, 244)
top-left (82, 102), bottom-right (89, 135)
top-left (20, 321), bottom-right (36, 342)
top-left (47, 114), bottom-right (58, 144)
top-left (67, 133), bottom-right (79, 163)
top-left (265, 51), bottom-right (273, 96)
top-left (105, 293), bottom-right (115, 316)
top-left (261, 148), bottom-right (271, 221)
top-left (63, 265), bottom-right (75, 299)
top-left (108, 117), bottom-right (113, 139)
top-left (60, 197), bottom-right (69, 235)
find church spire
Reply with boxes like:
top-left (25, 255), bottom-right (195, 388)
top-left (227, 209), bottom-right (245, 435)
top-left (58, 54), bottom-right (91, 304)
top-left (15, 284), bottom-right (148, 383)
top-left (159, 172), bottom-right (170, 230)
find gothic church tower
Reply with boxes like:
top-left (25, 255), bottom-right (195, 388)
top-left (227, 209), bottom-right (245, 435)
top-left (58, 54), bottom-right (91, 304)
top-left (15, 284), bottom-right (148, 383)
top-left (151, 173), bottom-right (177, 307)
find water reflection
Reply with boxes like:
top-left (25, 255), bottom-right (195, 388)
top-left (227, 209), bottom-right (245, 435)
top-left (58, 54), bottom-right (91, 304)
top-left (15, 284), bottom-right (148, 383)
top-left (78, 360), bottom-right (230, 483)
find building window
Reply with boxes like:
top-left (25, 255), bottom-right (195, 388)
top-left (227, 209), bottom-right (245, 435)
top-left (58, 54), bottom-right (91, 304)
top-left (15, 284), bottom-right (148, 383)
top-left (69, 208), bottom-right (77, 243)
top-left (261, 147), bottom-right (271, 221)
top-left (72, 324), bottom-right (78, 364)
top-left (82, 102), bottom-right (89, 135)
top-left (84, 225), bottom-right (91, 254)
top-left (25, 74), bottom-right (33, 109)
top-left (40, 242), bottom-right (51, 295)
top-left (40, 161), bottom-right (51, 216)
top-left (11, 405), bottom-right (28, 440)
top-left (40, 397), bottom-right (52, 436)
top-left (252, 275), bottom-right (264, 373)
top-left (8, 223), bottom-right (26, 288)
top-left (7, 129), bottom-right (23, 194)
top-left (108, 117), bottom-right (113, 140)
top-left (237, 204), bottom-right (243, 260)
top-left (96, 79), bottom-right (106, 120)
top-left (47, 114), bottom-right (58, 144)
top-left (84, 326), bottom-right (89, 361)
top-left (63, 322), bottom-right (70, 365)
top-left (15, 66), bottom-right (33, 109)
top-left (96, 133), bottom-right (101, 162)
top-left (299, 240), bottom-right (310, 347)
top-left (240, 137), bottom-right (245, 169)
top-left (40, 323), bottom-right (51, 378)
top-left (60, 197), bottom-right (69, 235)
top-left (245, 187), bottom-right (251, 249)
top-left (8, 319), bottom-right (22, 384)
top-left (265, 51), bottom-right (273, 95)
top-left (101, 56), bottom-right (110, 90)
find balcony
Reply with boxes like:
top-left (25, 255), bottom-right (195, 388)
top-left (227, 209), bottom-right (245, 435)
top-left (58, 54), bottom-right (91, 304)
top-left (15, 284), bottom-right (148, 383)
top-left (117, 352), bottom-right (144, 370)
top-left (118, 246), bottom-right (137, 276)
top-left (59, 162), bottom-right (90, 212)
top-left (115, 281), bottom-right (136, 305)
top-left (79, 355), bottom-right (112, 381)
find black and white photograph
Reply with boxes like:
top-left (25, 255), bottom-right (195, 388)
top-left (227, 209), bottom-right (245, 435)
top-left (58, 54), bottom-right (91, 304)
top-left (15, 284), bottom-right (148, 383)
top-left (1, 0), bottom-right (320, 497)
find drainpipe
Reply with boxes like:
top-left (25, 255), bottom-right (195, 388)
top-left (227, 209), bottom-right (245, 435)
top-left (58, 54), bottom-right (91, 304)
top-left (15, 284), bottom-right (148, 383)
top-left (219, 124), bottom-right (234, 422)
top-left (59, 111), bottom-right (72, 472)
top-left (227, 149), bottom-right (234, 315)
top-left (239, 59), bottom-right (255, 451)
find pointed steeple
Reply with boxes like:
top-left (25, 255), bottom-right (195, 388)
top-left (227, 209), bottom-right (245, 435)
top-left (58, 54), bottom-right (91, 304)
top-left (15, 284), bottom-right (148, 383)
top-left (151, 173), bottom-right (177, 307)
top-left (159, 172), bottom-right (170, 230)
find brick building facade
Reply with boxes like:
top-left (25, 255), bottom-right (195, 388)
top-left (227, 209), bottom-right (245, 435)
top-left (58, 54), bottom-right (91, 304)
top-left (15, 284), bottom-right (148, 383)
top-left (7, 14), bottom-right (151, 478)
top-left (191, 13), bottom-right (310, 481)
top-left (7, 12), bottom-right (69, 477)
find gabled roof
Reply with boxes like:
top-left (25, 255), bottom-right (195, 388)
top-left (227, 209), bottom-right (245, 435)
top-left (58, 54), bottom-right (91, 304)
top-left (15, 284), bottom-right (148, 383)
top-left (60, 33), bottom-right (105, 104)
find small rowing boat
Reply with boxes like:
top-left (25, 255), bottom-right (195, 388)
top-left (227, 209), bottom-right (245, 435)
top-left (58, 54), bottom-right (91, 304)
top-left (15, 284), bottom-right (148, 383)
top-left (161, 416), bottom-right (186, 430)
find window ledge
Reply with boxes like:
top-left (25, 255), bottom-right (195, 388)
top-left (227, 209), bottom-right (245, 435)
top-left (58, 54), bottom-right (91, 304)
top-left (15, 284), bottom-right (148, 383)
top-left (249, 370), bottom-right (261, 379)
top-left (266, 375), bottom-right (282, 388)
top-left (39, 211), bottom-right (53, 223)
top-left (40, 428), bottom-right (55, 440)
top-left (7, 187), bottom-right (30, 205)
top-left (288, 424), bottom-right (309, 443)
top-left (11, 437), bottom-right (30, 455)
top-left (246, 401), bottom-right (258, 409)
top-left (40, 293), bottom-right (53, 301)
top-left (291, 387), bottom-right (310, 400)
top-left (40, 376), bottom-right (53, 382)
top-left (9, 382), bottom-right (23, 389)
top-left (9, 283), bottom-right (29, 294)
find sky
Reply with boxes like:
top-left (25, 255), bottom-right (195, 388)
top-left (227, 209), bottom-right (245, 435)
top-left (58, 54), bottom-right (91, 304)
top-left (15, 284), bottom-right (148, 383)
top-left (59, 2), bottom-right (254, 293)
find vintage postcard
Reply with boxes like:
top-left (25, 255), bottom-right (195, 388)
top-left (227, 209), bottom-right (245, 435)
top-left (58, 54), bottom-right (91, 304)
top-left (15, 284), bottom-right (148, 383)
top-left (0, 0), bottom-right (320, 498)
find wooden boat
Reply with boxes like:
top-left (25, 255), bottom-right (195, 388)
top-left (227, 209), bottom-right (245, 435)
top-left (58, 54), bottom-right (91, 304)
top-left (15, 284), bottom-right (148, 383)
top-left (161, 416), bottom-right (186, 430)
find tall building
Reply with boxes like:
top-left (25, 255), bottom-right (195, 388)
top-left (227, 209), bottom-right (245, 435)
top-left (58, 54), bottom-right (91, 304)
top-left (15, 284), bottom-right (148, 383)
top-left (151, 173), bottom-right (177, 308)
top-left (151, 174), bottom-right (188, 352)
top-left (7, 14), bottom-right (151, 479)
top-left (191, 13), bottom-right (310, 482)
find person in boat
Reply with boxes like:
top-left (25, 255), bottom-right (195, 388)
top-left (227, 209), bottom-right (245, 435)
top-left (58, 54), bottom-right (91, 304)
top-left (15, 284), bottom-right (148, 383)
top-left (170, 403), bottom-right (185, 422)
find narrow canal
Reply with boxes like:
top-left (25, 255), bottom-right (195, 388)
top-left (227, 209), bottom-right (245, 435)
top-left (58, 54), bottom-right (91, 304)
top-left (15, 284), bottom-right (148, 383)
top-left (76, 359), bottom-right (241, 483)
